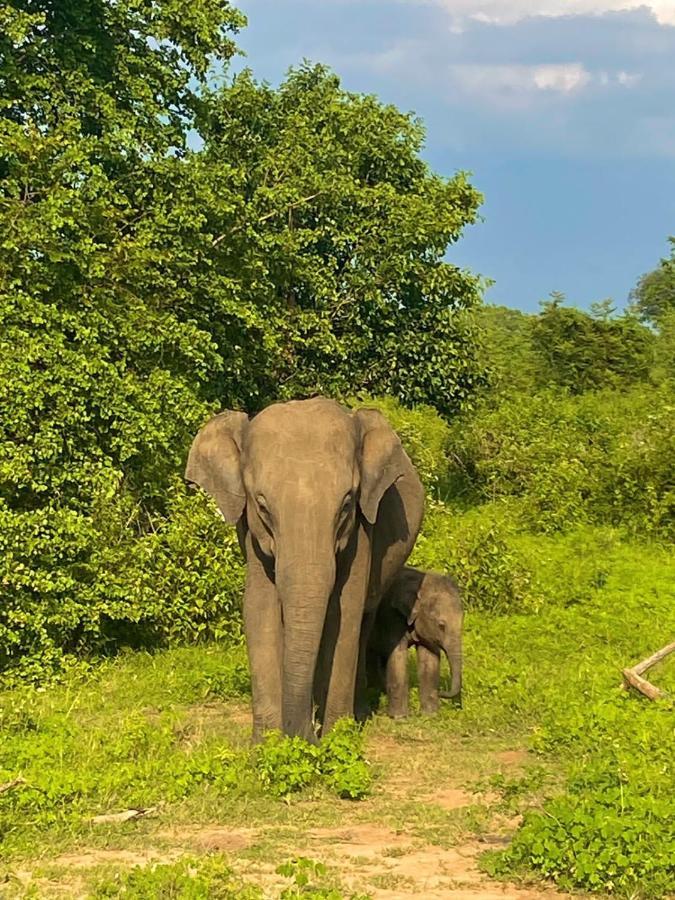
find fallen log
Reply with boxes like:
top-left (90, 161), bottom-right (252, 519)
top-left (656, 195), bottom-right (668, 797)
top-left (91, 806), bottom-right (157, 825)
top-left (621, 641), bottom-right (674, 700)
top-left (621, 667), bottom-right (665, 700)
top-left (631, 641), bottom-right (675, 676)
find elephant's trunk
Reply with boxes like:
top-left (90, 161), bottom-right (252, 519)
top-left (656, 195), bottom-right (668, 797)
top-left (276, 553), bottom-right (336, 742)
top-left (440, 631), bottom-right (463, 706)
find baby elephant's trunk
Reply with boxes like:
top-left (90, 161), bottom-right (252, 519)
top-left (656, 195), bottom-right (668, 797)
top-left (439, 631), bottom-right (462, 706)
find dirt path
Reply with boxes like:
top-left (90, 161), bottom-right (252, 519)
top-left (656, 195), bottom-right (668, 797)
top-left (7, 709), bottom-right (570, 899)
top-left (21, 822), bottom-right (564, 900)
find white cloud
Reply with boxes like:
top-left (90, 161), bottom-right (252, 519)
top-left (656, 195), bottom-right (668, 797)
top-left (446, 62), bottom-right (640, 104)
top-left (445, 63), bottom-right (590, 108)
top-left (616, 70), bottom-right (643, 85)
top-left (435, 1), bottom-right (675, 27)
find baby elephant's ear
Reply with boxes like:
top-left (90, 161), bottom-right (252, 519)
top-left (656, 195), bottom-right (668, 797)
top-left (185, 411), bottom-right (249, 524)
top-left (390, 567), bottom-right (425, 625)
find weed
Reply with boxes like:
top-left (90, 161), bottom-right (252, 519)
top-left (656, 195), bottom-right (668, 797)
top-left (277, 857), bottom-right (371, 898)
top-left (92, 854), bottom-right (262, 898)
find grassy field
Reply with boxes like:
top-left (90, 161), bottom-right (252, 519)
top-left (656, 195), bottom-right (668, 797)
top-left (1, 526), bottom-right (673, 899)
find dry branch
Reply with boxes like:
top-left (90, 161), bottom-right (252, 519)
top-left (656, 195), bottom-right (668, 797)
top-left (632, 641), bottom-right (675, 676)
top-left (91, 806), bottom-right (157, 824)
top-left (0, 777), bottom-right (26, 795)
top-left (621, 640), bottom-right (674, 700)
top-left (621, 667), bottom-right (665, 700)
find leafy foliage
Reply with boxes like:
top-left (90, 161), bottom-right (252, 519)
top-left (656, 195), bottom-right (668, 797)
top-left (445, 386), bottom-right (674, 537)
top-left (255, 719), bottom-right (371, 800)
top-left (486, 697), bottom-right (675, 897)
top-left (0, 3), bottom-right (485, 681)
top-left (630, 237), bottom-right (675, 325)
top-left (200, 64), bottom-right (486, 413)
top-left (532, 293), bottom-right (653, 393)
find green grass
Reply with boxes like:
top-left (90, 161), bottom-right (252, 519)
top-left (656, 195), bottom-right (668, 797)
top-left (1, 525), bottom-right (673, 898)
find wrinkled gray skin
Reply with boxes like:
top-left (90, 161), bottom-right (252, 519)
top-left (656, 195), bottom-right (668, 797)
top-left (185, 398), bottom-right (424, 742)
top-left (368, 566), bottom-right (463, 717)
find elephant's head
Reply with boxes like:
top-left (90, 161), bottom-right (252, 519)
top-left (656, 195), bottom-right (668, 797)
top-left (184, 398), bottom-right (411, 738)
top-left (393, 567), bottom-right (463, 705)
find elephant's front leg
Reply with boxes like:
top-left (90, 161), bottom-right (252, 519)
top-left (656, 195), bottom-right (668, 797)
top-left (321, 522), bottom-right (371, 733)
top-left (243, 535), bottom-right (283, 742)
top-left (417, 644), bottom-right (440, 715)
top-left (386, 635), bottom-right (410, 718)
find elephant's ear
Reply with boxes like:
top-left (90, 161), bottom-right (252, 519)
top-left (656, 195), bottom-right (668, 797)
top-left (390, 567), bottom-right (425, 626)
top-left (185, 411), bottom-right (249, 524)
top-left (355, 408), bottom-right (409, 525)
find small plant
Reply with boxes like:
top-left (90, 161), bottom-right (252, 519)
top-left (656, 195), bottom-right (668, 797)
top-left (318, 719), bottom-right (372, 800)
top-left (93, 854), bottom-right (262, 898)
top-left (277, 857), bottom-right (371, 899)
top-left (255, 733), bottom-right (321, 797)
top-left (255, 721), bottom-right (372, 800)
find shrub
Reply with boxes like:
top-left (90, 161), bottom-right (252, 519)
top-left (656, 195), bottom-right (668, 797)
top-left (411, 504), bottom-right (538, 614)
top-left (255, 720), bottom-right (372, 800)
top-left (317, 719), bottom-right (372, 800)
top-left (0, 484), bottom-right (246, 687)
top-left (445, 386), bottom-right (673, 538)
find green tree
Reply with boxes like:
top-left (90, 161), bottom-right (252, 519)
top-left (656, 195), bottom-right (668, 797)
top-left (0, 9), bottom-right (486, 680)
top-left (199, 64), bottom-right (486, 412)
top-left (0, 1), bottom-right (247, 678)
top-left (531, 293), bottom-right (653, 393)
top-left (629, 238), bottom-right (675, 325)
top-left (476, 304), bottom-right (538, 395)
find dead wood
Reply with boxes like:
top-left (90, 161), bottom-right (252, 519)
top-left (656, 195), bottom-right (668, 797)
top-left (621, 641), bottom-right (674, 700)
top-left (91, 806), bottom-right (157, 825)
top-left (0, 777), bottom-right (26, 794)
top-left (631, 641), bottom-right (675, 675)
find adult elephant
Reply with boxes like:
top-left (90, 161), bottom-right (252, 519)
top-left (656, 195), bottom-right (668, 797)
top-left (185, 398), bottom-right (424, 742)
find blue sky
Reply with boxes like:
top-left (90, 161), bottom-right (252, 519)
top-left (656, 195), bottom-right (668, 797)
top-left (231, 0), bottom-right (675, 312)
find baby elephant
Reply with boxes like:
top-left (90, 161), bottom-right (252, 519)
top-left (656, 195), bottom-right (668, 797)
top-left (369, 566), bottom-right (463, 718)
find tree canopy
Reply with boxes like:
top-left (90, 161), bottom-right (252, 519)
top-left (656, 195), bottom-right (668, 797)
top-left (0, 2), bottom-right (485, 679)
top-left (630, 238), bottom-right (675, 325)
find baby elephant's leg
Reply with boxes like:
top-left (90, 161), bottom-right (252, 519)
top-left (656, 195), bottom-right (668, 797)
top-left (386, 636), bottom-right (410, 718)
top-left (417, 645), bottom-right (440, 714)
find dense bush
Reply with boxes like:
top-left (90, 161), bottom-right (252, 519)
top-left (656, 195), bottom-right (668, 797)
top-left (445, 386), bottom-right (673, 538)
top-left (411, 503), bottom-right (539, 614)
top-left (532, 295), bottom-right (654, 393)
top-left (0, 484), bottom-right (246, 686)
